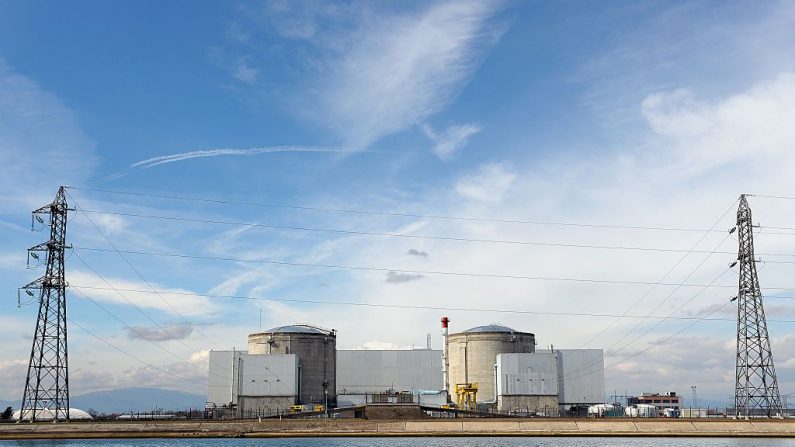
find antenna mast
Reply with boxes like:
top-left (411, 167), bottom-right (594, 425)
top-left (20, 186), bottom-right (71, 422)
top-left (733, 194), bottom-right (782, 418)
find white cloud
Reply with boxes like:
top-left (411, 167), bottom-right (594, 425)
top-left (299, 1), bottom-right (503, 148)
top-left (0, 359), bottom-right (27, 401)
top-left (454, 162), bottom-right (516, 204)
top-left (0, 60), bottom-right (96, 207)
top-left (93, 214), bottom-right (127, 235)
top-left (641, 73), bottom-right (795, 174)
top-left (422, 122), bottom-right (483, 160)
top-left (69, 270), bottom-right (218, 317)
top-left (131, 146), bottom-right (352, 169)
top-left (231, 58), bottom-right (259, 84)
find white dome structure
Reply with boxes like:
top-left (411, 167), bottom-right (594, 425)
top-left (12, 408), bottom-right (92, 421)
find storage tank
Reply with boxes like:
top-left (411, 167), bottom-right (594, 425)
top-left (447, 324), bottom-right (535, 403)
top-left (588, 403), bottom-right (614, 417)
top-left (248, 324), bottom-right (336, 406)
top-left (625, 404), bottom-right (658, 418)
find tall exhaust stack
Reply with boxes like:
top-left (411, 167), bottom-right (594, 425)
top-left (441, 317), bottom-right (450, 400)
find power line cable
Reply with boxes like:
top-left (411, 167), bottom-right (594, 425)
top-left (71, 281), bottom-right (250, 380)
top-left (606, 267), bottom-right (731, 359)
top-left (67, 317), bottom-right (208, 386)
top-left (74, 208), bottom-right (795, 257)
top-left (70, 249), bottom-right (217, 360)
top-left (65, 186), bottom-right (738, 233)
top-left (68, 284), bottom-right (795, 323)
top-left (598, 233), bottom-right (732, 354)
top-left (750, 194), bottom-right (795, 201)
top-left (582, 200), bottom-right (737, 347)
top-left (67, 191), bottom-right (223, 350)
top-left (70, 245), bottom-right (740, 287)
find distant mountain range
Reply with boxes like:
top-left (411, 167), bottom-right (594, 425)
top-left (0, 388), bottom-right (206, 414)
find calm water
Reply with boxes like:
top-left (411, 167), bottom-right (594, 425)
top-left (1, 439), bottom-right (794, 447)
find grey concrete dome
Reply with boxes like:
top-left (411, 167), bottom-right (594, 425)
top-left (264, 324), bottom-right (333, 335)
top-left (462, 324), bottom-right (517, 333)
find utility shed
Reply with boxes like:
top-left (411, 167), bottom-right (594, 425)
top-left (336, 349), bottom-right (442, 395)
top-left (496, 352), bottom-right (559, 414)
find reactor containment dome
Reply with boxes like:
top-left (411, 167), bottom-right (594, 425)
top-left (447, 324), bottom-right (536, 403)
top-left (248, 324), bottom-right (336, 406)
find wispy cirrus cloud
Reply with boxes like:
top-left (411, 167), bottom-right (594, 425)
top-left (422, 122), bottom-right (483, 160)
top-left (313, 1), bottom-right (503, 148)
top-left (226, 1), bottom-right (504, 150)
top-left (131, 146), bottom-right (356, 169)
top-left (0, 59), bottom-right (96, 205)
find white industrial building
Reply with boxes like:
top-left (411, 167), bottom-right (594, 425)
top-left (494, 349), bottom-right (605, 415)
top-left (208, 350), bottom-right (298, 414)
top-left (496, 352), bottom-right (559, 414)
top-left (207, 321), bottom-right (605, 417)
top-left (336, 349), bottom-right (443, 407)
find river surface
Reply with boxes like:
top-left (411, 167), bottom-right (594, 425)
top-left (2, 439), bottom-right (795, 447)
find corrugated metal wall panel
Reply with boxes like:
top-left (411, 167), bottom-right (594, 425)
top-left (496, 353), bottom-right (558, 396)
top-left (553, 349), bottom-right (605, 405)
top-left (208, 350), bottom-right (236, 407)
top-left (239, 354), bottom-right (298, 397)
top-left (208, 351), bottom-right (298, 405)
top-left (336, 350), bottom-right (443, 394)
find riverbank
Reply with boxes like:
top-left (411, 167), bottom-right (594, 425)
top-left (1, 419), bottom-right (794, 439)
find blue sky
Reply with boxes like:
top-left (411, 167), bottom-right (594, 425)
top-left (2, 0), bottom-right (795, 405)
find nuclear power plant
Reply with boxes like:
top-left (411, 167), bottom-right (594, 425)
top-left (207, 318), bottom-right (605, 417)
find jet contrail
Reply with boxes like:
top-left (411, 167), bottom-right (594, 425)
top-left (131, 146), bottom-right (356, 168)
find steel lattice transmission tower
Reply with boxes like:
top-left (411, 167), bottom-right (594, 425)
top-left (19, 187), bottom-right (71, 422)
top-left (734, 194), bottom-right (782, 418)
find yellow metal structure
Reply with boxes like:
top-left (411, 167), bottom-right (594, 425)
top-left (455, 383), bottom-right (478, 411)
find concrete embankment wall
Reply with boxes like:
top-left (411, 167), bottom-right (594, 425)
top-left (1, 419), bottom-right (793, 439)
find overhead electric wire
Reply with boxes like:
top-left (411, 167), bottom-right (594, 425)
top-left (70, 250), bottom-right (213, 356)
top-left (71, 245), bottom-right (795, 290)
top-left (66, 186), bottom-right (736, 233)
top-left (70, 286), bottom-right (200, 364)
top-left (600, 233), bottom-right (732, 354)
top-left (78, 245), bottom-right (746, 285)
top-left (607, 267), bottom-right (731, 358)
top-left (751, 194), bottom-right (795, 200)
top-left (67, 317), bottom-right (208, 386)
top-left (553, 302), bottom-right (734, 388)
top-left (563, 267), bottom-right (734, 384)
top-left (67, 284), bottom-right (795, 323)
top-left (581, 200), bottom-right (737, 347)
top-left (556, 300), bottom-right (736, 386)
top-left (67, 191), bottom-right (224, 350)
top-left (70, 274), bottom-right (239, 379)
top-left (73, 209), bottom-right (795, 258)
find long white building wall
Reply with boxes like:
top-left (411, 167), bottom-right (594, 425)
top-left (336, 349), bottom-right (443, 394)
